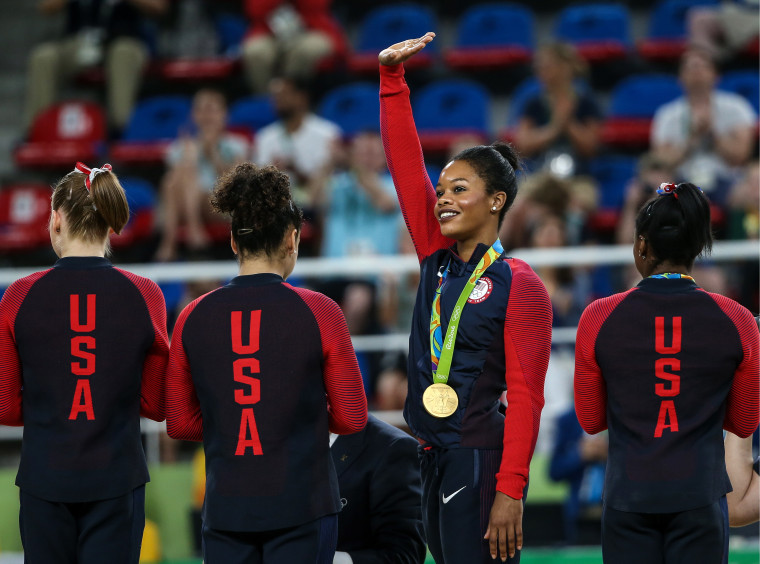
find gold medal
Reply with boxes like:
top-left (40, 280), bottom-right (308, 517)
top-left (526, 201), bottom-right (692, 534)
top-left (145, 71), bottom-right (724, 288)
top-left (422, 383), bottom-right (459, 418)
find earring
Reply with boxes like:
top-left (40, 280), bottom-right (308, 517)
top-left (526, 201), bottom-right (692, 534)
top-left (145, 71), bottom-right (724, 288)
top-left (491, 206), bottom-right (497, 212)
top-left (640, 254), bottom-right (646, 259)
top-left (56, 228), bottom-right (60, 233)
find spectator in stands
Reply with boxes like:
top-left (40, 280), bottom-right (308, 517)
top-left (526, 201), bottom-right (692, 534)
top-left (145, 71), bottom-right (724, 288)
top-left (528, 213), bottom-right (593, 328)
top-left (501, 172), bottom-right (598, 250)
top-left (650, 48), bottom-right (757, 207)
top-left (24, 0), bottom-right (168, 133)
top-left (331, 414), bottom-right (426, 564)
top-left (373, 352), bottom-right (409, 411)
top-left (155, 89), bottom-right (247, 262)
top-left (242, 0), bottom-right (346, 94)
top-left (317, 130), bottom-right (402, 258)
top-left (726, 160), bottom-right (759, 240)
top-left (253, 75), bottom-right (342, 254)
top-left (616, 153), bottom-right (677, 245)
top-left (549, 406), bottom-right (607, 545)
top-left (514, 42), bottom-right (602, 177)
top-left (688, 0), bottom-right (760, 63)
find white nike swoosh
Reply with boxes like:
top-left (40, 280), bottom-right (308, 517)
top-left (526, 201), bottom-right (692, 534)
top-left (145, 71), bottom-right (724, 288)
top-left (442, 485), bottom-right (467, 504)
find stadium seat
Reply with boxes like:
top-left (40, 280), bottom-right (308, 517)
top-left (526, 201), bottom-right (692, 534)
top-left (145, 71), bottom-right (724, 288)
top-left (110, 96), bottom-right (192, 165)
top-left (227, 95), bottom-right (277, 141)
top-left (14, 101), bottom-right (106, 169)
top-left (317, 83), bottom-right (380, 137)
top-left (215, 13), bottom-right (247, 57)
top-left (349, 4), bottom-right (437, 73)
top-left (0, 183), bottom-right (53, 252)
top-left (444, 3), bottom-right (534, 71)
top-left (637, 0), bottom-right (719, 63)
top-left (110, 176), bottom-right (156, 250)
top-left (589, 155), bottom-right (638, 209)
top-left (412, 79), bottom-right (490, 155)
top-left (719, 71), bottom-right (760, 113)
top-left (554, 4), bottom-right (631, 63)
top-left (601, 74), bottom-right (682, 149)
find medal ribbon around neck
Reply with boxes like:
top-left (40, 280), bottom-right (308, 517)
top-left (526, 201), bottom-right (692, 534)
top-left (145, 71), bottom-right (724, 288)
top-left (430, 239), bottom-right (504, 384)
top-left (648, 273), bottom-right (695, 282)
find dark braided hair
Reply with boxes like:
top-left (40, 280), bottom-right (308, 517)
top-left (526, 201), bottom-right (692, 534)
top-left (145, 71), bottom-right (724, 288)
top-left (212, 163), bottom-right (303, 259)
top-left (635, 182), bottom-right (713, 269)
top-left (450, 141), bottom-right (522, 226)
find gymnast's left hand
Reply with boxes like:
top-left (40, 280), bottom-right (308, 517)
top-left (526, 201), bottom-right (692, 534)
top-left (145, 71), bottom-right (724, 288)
top-left (484, 491), bottom-right (522, 562)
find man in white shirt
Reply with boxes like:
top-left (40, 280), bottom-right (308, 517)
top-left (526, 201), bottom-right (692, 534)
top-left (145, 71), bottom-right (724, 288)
top-left (650, 48), bottom-right (756, 203)
top-left (253, 75), bottom-right (342, 209)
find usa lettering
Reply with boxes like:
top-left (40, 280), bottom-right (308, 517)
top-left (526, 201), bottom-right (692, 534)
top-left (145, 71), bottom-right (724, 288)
top-left (69, 294), bottom-right (96, 420)
top-left (231, 310), bottom-right (263, 455)
top-left (654, 316), bottom-right (680, 437)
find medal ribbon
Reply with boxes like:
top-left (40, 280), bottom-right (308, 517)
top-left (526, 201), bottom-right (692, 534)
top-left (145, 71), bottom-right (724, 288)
top-left (430, 239), bottom-right (504, 384)
top-left (647, 273), bottom-right (695, 282)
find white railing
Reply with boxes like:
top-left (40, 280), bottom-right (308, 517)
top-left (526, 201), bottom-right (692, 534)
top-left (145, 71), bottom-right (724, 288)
top-left (0, 240), bottom-right (756, 286)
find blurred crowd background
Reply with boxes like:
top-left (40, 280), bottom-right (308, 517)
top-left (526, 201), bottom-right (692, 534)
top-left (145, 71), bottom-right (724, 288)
top-left (0, 0), bottom-right (757, 562)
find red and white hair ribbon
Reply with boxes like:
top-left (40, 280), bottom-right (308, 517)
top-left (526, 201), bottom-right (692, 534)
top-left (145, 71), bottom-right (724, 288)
top-left (656, 182), bottom-right (678, 199)
top-left (74, 162), bottom-right (112, 191)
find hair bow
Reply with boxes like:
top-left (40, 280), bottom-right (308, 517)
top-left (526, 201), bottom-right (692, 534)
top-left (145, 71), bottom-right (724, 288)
top-left (74, 162), bottom-right (113, 191)
top-left (656, 182), bottom-right (679, 199)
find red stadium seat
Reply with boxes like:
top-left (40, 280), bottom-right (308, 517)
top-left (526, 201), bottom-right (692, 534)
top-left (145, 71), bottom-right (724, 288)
top-left (14, 101), bottom-right (106, 169)
top-left (157, 58), bottom-right (238, 82)
top-left (0, 184), bottom-right (53, 252)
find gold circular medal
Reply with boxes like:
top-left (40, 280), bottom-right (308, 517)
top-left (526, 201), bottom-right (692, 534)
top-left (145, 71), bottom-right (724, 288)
top-left (422, 383), bottom-right (459, 418)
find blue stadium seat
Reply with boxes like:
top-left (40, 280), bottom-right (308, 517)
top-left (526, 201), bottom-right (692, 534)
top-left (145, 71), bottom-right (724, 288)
top-left (602, 74), bottom-right (682, 148)
top-left (110, 96), bottom-right (192, 165)
top-left (227, 95), bottom-right (277, 140)
top-left (638, 0), bottom-right (719, 62)
top-left (349, 4), bottom-right (437, 73)
top-left (215, 13), bottom-right (247, 57)
top-left (589, 156), bottom-right (638, 209)
top-left (445, 3), bottom-right (534, 71)
top-left (111, 176), bottom-right (157, 249)
top-left (719, 71), bottom-right (760, 113)
top-left (317, 83), bottom-right (380, 137)
top-left (505, 77), bottom-right (543, 129)
top-left (412, 79), bottom-right (490, 154)
top-left (555, 4), bottom-right (631, 62)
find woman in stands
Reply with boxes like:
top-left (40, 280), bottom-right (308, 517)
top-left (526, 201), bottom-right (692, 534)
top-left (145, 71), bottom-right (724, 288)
top-left (0, 162), bottom-right (168, 564)
top-left (513, 42), bottom-right (601, 176)
top-left (575, 182), bottom-right (759, 563)
top-left (378, 33), bottom-right (552, 563)
top-left (166, 162), bottom-right (367, 563)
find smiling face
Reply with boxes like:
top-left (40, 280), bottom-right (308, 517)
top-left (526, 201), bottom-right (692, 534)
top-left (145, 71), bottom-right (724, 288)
top-left (435, 160), bottom-right (503, 243)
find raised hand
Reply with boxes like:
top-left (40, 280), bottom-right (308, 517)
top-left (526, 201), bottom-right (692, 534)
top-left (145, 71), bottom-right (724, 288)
top-left (378, 32), bottom-right (435, 66)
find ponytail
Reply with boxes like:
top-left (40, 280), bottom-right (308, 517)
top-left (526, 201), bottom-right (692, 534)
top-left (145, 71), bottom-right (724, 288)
top-left (52, 162), bottom-right (130, 247)
top-left (635, 182), bottom-right (712, 269)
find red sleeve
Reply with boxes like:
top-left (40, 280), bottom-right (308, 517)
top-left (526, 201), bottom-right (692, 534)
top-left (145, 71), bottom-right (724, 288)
top-left (379, 63), bottom-right (453, 262)
top-left (496, 260), bottom-right (552, 498)
top-left (117, 270), bottom-right (169, 422)
top-left (0, 270), bottom-right (50, 426)
top-left (166, 297), bottom-right (204, 442)
top-left (291, 286), bottom-right (368, 434)
top-left (574, 290), bottom-right (633, 435)
top-left (706, 292), bottom-right (760, 438)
